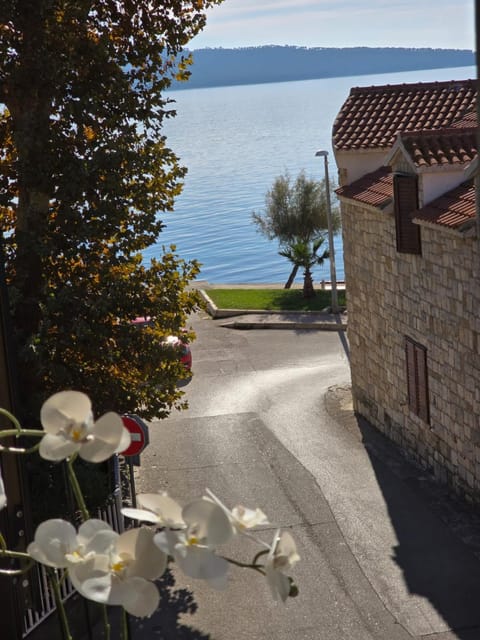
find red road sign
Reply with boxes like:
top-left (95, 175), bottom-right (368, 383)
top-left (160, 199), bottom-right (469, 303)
top-left (120, 415), bottom-right (148, 457)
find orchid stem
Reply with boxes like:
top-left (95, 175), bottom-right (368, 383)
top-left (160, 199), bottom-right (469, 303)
top-left (253, 549), bottom-right (269, 565)
top-left (102, 604), bottom-right (111, 640)
top-left (0, 442), bottom-right (40, 455)
top-left (121, 608), bottom-right (130, 640)
top-left (0, 425), bottom-right (43, 455)
top-left (0, 428), bottom-right (43, 439)
top-left (67, 458), bottom-right (90, 521)
top-left (0, 547), bottom-right (35, 575)
top-left (0, 408), bottom-right (22, 433)
top-left (48, 568), bottom-right (73, 640)
top-left (221, 556), bottom-right (266, 575)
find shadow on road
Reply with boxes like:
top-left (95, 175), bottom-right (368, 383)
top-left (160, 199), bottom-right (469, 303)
top-left (129, 569), bottom-right (211, 640)
top-left (337, 329), bottom-right (350, 361)
top-left (356, 413), bottom-right (480, 639)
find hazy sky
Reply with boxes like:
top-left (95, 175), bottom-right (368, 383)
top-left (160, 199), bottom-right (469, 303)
top-left (190, 0), bottom-right (475, 51)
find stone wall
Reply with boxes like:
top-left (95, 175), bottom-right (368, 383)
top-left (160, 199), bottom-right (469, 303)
top-left (341, 199), bottom-right (480, 500)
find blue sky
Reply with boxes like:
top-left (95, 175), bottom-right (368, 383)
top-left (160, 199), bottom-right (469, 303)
top-left (190, 0), bottom-right (475, 51)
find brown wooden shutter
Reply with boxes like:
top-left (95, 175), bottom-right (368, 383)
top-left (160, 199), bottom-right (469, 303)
top-left (405, 336), bottom-right (430, 424)
top-left (405, 338), bottom-right (418, 414)
top-left (394, 174), bottom-right (421, 254)
top-left (415, 343), bottom-right (429, 423)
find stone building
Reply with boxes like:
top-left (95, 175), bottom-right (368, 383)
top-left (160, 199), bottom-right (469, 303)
top-left (332, 79), bottom-right (479, 499)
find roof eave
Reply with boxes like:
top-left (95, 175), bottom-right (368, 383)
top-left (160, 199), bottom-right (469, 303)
top-left (413, 217), bottom-right (476, 238)
top-left (415, 161), bottom-right (475, 174)
top-left (333, 146), bottom-right (390, 156)
top-left (337, 194), bottom-right (393, 214)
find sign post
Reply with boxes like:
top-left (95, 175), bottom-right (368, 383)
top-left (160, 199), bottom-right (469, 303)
top-left (119, 415), bottom-right (150, 510)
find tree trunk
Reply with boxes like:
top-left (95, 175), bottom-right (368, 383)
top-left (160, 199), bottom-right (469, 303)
top-left (284, 264), bottom-right (299, 289)
top-left (5, 4), bottom-right (53, 415)
top-left (302, 267), bottom-right (315, 299)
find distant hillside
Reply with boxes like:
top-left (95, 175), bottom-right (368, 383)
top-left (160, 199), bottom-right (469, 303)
top-left (171, 46), bottom-right (475, 90)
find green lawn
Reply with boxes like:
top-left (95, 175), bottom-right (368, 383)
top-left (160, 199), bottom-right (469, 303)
top-left (205, 288), bottom-right (346, 311)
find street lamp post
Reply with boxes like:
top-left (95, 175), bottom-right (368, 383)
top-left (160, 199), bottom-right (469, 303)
top-left (315, 149), bottom-right (338, 313)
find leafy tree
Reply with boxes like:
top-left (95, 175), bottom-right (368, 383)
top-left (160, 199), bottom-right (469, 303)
top-left (252, 170), bottom-right (340, 296)
top-left (0, 0), bottom-right (224, 419)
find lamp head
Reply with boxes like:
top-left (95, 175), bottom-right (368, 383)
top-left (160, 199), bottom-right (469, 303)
top-left (315, 150), bottom-right (328, 157)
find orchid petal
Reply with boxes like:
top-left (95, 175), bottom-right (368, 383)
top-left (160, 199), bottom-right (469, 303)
top-left (121, 577), bottom-right (160, 617)
top-left (182, 498), bottom-right (233, 546)
top-left (39, 433), bottom-right (80, 461)
top-left (80, 412), bottom-right (124, 463)
top-left (40, 391), bottom-right (91, 434)
top-left (264, 530), bottom-right (299, 602)
top-left (175, 546), bottom-right (228, 588)
top-left (231, 506), bottom-right (269, 529)
top-left (27, 519), bottom-right (77, 568)
top-left (205, 489), bottom-right (269, 533)
top-left (137, 493), bottom-right (185, 527)
top-left (153, 528), bottom-right (179, 556)
top-left (83, 531), bottom-right (118, 556)
top-left (117, 528), bottom-right (167, 581)
top-left (122, 507), bottom-right (161, 524)
top-left (266, 566), bottom-right (291, 602)
top-left (114, 427), bottom-right (131, 454)
top-left (77, 519), bottom-right (113, 544)
top-left (275, 531), bottom-right (300, 569)
top-left (71, 568), bottom-right (113, 604)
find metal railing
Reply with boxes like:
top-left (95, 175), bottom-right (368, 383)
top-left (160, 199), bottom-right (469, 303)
top-left (22, 459), bottom-right (125, 637)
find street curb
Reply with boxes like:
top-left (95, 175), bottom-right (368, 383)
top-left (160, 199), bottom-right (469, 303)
top-left (199, 289), bottom-right (347, 331)
top-left (218, 319), bottom-right (347, 330)
top-left (199, 289), bottom-right (261, 318)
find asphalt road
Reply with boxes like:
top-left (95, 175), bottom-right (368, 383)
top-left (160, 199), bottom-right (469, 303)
top-left (130, 310), bottom-right (480, 640)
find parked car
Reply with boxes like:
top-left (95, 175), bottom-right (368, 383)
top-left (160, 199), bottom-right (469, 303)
top-left (131, 317), bottom-right (192, 372)
top-left (162, 333), bottom-right (192, 371)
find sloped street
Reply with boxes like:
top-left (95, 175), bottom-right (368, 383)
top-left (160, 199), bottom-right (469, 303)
top-left (130, 310), bottom-right (480, 640)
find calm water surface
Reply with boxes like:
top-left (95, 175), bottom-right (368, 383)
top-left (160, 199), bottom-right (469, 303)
top-left (144, 65), bottom-right (476, 284)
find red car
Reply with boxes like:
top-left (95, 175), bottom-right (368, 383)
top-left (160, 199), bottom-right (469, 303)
top-left (131, 317), bottom-right (192, 371)
top-left (162, 333), bottom-right (192, 371)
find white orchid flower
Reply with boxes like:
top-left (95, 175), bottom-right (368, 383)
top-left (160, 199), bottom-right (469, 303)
top-left (0, 468), bottom-right (6, 511)
top-left (265, 530), bottom-right (300, 602)
top-left (154, 497), bottom-right (233, 589)
top-left (231, 505), bottom-right (269, 529)
top-left (122, 492), bottom-right (185, 528)
top-left (69, 527), bottom-right (167, 618)
top-left (27, 519), bottom-right (116, 569)
top-left (205, 488), bottom-right (269, 534)
top-left (39, 390), bottom-right (130, 462)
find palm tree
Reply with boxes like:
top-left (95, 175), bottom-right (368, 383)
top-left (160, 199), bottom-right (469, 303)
top-left (252, 170), bottom-right (340, 291)
top-left (279, 237), bottom-right (329, 299)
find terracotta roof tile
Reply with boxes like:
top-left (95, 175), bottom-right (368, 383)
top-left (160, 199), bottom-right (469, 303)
top-left (399, 127), bottom-right (477, 168)
top-left (452, 109), bottom-right (477, 128)
top-left (413, 180), bottom-right (475, 230)
top-left (333, 79), bottom-right (477, 151)
top-left (336, 166), bottom-right (393, 207)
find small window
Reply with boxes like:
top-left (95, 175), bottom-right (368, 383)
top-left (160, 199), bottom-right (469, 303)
top-left (394, 173), bottom-right (421, 254)
top-left (405, 337), bottom-right (429, 423)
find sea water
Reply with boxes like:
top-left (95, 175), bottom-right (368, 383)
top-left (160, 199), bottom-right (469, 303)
top-left (143, 65), bottom-right (476, 284)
